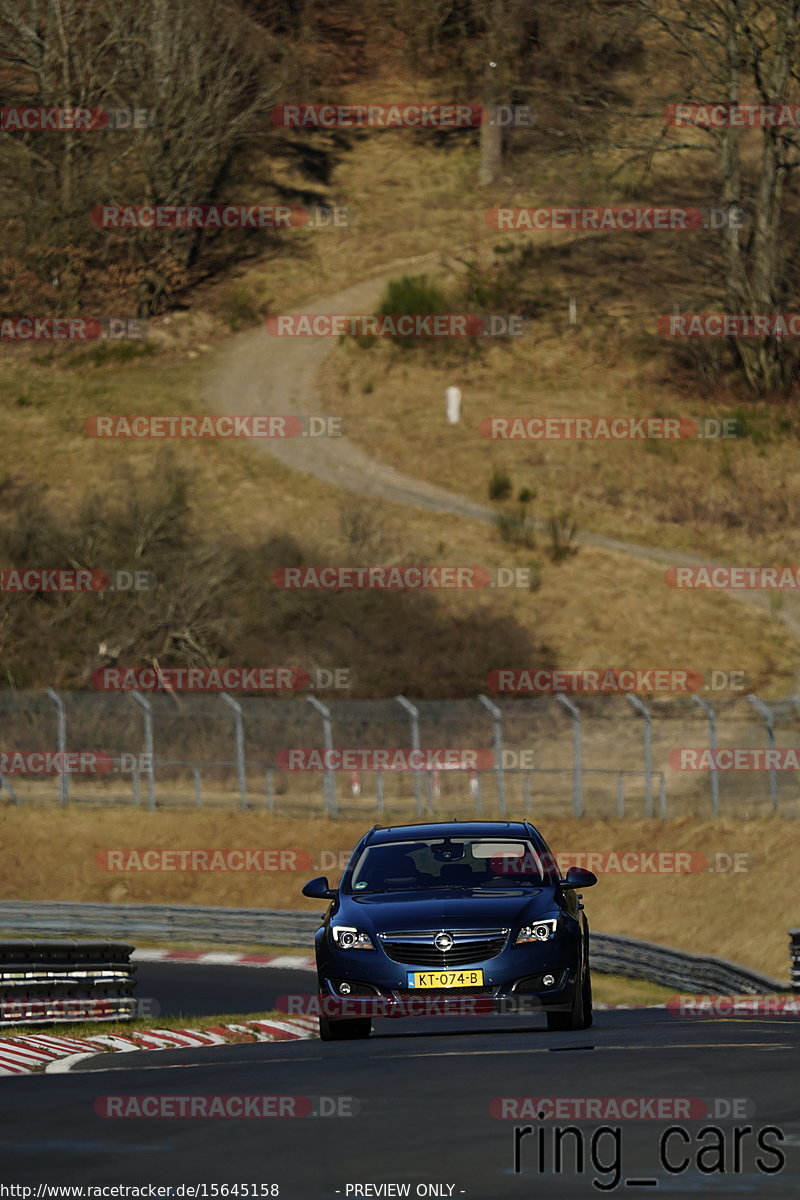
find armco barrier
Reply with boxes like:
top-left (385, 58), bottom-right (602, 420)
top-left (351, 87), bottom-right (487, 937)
top-left (0, 902), bottom-right (317, 947)
top-left (588, 931), bottom-right (787, 995)
top-left (0, 938), bottom-right (136, 1026)
top-left (0, 903), bottom-right (789, 994)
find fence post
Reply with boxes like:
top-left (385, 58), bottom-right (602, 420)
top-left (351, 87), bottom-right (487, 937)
top-left (192, 766), bottom-right (203, 808)
top-left (0, 774), bottom-right (20, 805)
top-left (307, 696), bottom-right (337, 818)
top-left (790, 929), bottom-right (800, 994)
top-left (692, 695), bottom-right (719, 816)
top-left (425, 770), bottom-right (434, 813)
top-left (265, 767), bottom-right (274, 813)
top-left (131, 691), bottom-right (156, 811)
top-left (616, 773), bottom-right (625, 816)
top-left (625, 695), bottom-right (653, 817)
top-left (220, 693), bottom-right (248, 812)
top-left (555, 695), bottom-right (583, 817)
top-left (46, 688), bottom-right (69, 807)
top-left (477, 694), bottom-right (505, 817)
top-left (474, 771), bottom-right (484, 814)
top-left (395, 695), bottom-right (423, 817)
top-left (747, 695), bottom-right (778, 813)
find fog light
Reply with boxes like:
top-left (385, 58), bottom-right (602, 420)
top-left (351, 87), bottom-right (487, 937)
top-left (339, 982), bottom-right (351, 995)
top-left (542, 974), bottom-right (555, 987)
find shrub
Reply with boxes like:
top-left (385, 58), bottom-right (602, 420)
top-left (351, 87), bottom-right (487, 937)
top-left (488, 465), bottom-right (513, 501)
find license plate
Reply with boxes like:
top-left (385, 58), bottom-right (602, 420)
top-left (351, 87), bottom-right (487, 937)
top-left (407, 969), bottom-right (484, 988)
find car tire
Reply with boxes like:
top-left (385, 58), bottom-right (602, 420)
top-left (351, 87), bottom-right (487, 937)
top-left (319, 1015), bottom-right (372, 1041)
top-left (546, 963), bottom-right (592, 1032)
top-left (580, 961), bottom-right (594, 1029)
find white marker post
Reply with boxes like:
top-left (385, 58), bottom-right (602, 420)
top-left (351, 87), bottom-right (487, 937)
top-left (446, 386), bottom-right (462, 424)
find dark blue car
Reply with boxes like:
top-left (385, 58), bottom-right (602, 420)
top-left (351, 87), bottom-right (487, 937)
top-left (302, 819), bottom-right (597, 1040)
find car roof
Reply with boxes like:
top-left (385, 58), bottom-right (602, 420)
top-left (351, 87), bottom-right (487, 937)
top-left (364, 821), bottom-right (539, 845)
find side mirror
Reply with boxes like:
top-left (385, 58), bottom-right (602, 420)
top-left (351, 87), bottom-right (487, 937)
top-left (560, 867), bottom-right (597, 890)
top-left (302, 876), bottom-right (337, 900)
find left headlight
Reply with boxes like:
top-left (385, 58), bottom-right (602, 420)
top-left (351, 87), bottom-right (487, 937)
top-left (515, 918), bottom-right (558, 944)
top-left (331, 925), bottom-right (374, 951)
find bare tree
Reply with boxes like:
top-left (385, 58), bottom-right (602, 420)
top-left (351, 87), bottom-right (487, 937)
top-left (638, 0), bottom-right (800, 392)
top-left (0, 0), bottom-right (306, 314)
top-left (102, 0), bottom-right (300, 312)
top-left (0, 0), bottom-right (121, 210)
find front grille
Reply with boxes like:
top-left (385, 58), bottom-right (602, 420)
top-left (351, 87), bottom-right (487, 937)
top-left (378, 928), bottom-right (509, 967)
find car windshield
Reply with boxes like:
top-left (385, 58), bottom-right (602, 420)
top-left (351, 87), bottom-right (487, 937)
top-left (347, 838), bottom-right (546, 893)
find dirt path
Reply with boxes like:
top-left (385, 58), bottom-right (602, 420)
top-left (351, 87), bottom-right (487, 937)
top-left (206, 258), bottom-right (800, 651)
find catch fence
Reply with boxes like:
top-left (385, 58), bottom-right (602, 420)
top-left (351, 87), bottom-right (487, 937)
top-left (1, 690), bottom-right (798, 818)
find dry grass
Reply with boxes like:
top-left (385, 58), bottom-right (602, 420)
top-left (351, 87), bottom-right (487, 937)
top-left (1, 93), bottom-right (799, 693)
top-left (0, 810), bottom-right (796, 980)
top-left (0, 350), bottom-right (794, 694)
top-left (323, 298), bottom-right (800, 566)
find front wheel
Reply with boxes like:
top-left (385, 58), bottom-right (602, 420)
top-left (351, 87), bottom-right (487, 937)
top-left (319, 1014), bottom-right (372, 1041)
top-left (546, 965), bottom-right (593, 1032)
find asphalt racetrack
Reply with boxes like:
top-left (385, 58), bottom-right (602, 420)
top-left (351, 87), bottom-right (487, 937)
top-left (132, 962), bottom-right (317, 1020)
top-left (1, 965), bottom-right (798, 1199)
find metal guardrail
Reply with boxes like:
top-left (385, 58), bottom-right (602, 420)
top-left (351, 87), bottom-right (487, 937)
top-left (0, 902), bottom-right (319, 948)
top-left (0, 903), bottom-right (789, 995)
top-left (790, 928), bottom-right (800, 993)
top-left (0, 938), bottom-right (137, 1026)
top-left (589, 931), bottom-right (787, 995)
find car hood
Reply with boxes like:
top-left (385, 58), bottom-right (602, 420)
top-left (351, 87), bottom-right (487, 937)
top-left (340, 887), bottom-right (557, 932)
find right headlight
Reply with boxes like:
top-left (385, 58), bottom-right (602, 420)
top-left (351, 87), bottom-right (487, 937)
top-left (515, 918), bottom-right (558, 944)
top-left (331, 925), bottom-right (374, 951)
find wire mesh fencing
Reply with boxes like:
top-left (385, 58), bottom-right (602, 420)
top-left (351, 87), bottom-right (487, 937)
top-left (0, 689), bottom-right (798, 818)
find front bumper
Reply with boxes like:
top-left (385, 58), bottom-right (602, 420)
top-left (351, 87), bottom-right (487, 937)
top-left (314, 926), bottom-right (582, 1020)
